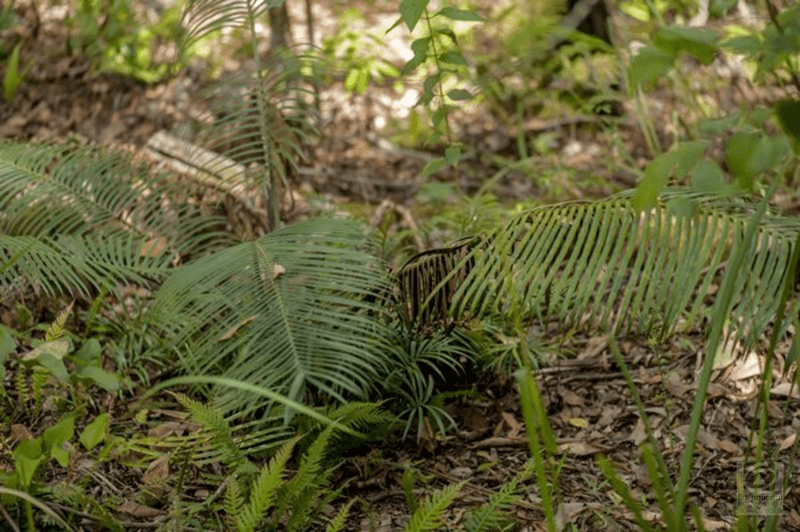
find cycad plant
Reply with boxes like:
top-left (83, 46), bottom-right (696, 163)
top-left (180, 0), bottom-right (319, 234)
top-left (0, 140), bottom-right (231, 298)
top-left (398, 188), bottom-right (800, 353)
top-left (152, 218), bottom-right (392, 419)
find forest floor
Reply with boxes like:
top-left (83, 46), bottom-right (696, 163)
top-left (1, 0), bottom-right (800, 530)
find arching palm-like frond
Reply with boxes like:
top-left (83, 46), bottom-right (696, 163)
top-left (398, 189), bottom-right (800, 347)
top-left (153, 218), bottom-right (391, 417)
top-left (0, 141), bottom-right (231, 297)
top-left (180, 0), bottom-right (319, 234)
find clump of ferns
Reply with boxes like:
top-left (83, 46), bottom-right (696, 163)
top-left (176, 394), bottom-right (361, 532)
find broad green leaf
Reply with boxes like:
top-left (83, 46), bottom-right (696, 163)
top-left (344, 68), bottom-right (359, 92)
top-left (653, 26), bottom-right (719, 64)
top-left (447, 88), bottom-right (471, 101)
top-left (403, 38), bottom-right (429, 74)
top-left (725, 133), bottom-right (788, 189)
top-left (775, 98), bottom-right (800, 152)
top-left (445, 145), bottom-right (461, 166)
top-left (620, 1), bottom-right (650, 21)
top-left (746, 108), bottom-right (773, 127)
top-left (439, 50), bottom-right (467, 66)
top-left (629, 45), bottom-right (674, 89)
top-left (74, 365), bottom-right (120, 392)
top-left (697, 112), bottom-right (739, 135)
top-left (754, 135), bottom-right (790, 172)
top-left (435, 27), bottom-right (457, 45)
top-left (436, 7), bottom-right (485, 22)
top-left (44, 416), bottom-right (75, 467)
top-left (675, 140), bottom-right (710, 175)
top-left (356, 68), bottom-right (369, 94)
top-left (400, 0), bottom-right (429, 31)
top-left (3, 43), bottom-right (21, 102)
top-left (418, 181), bottom-right (455, 203)
top-left (80, 413), bottom-right (109, 451)
top-left (725, 132), bottom-right (760, 183)
top-left (722, 34), bottom-right (761, 54)
top-left (13, 438), bottom-right (44, 488)
top-left (43, 416), bottom-right (75, 453)
top-left (73, 338), bottom-right (102, 367)
top-left (0, 325), bottom-right (16, 381)
top-left (691, 160), bottom-right (730, 195)
top-left (422, 157), bottom-right (445, 178)
top-left (431, 105), bottom-right (454, 127)
top-left (23, 340), bottom-right (70, 381)
top-left (633, 141), bottom-right (708, 208)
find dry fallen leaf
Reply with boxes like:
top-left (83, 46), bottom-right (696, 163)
top-left (500, 411), bottom-right (522, 438)
top-left (117, 500), bottom-right (163, 518)
top-left (147, 421), bottom-right (185, 438)
top-left (771, 382), bottom-right (800, 398)
top-left (273, 263), bottom-right (286, 279)
top-left (560, 389), bottom-right (584, 407)
top-left (217, 315), bottom-right (258, 342)
top-left (140, 236), bottom-right (168, 258)
top-left (780, 433), bottom-right (796, 451)
top-left (718, 439), bottom-right (740, 454)
top-left (557, 441), bottom-right (607, 456)
top-left (143, 455), bottom-right (170, 486)
top-left (630, 418), bottom-right (647, 445)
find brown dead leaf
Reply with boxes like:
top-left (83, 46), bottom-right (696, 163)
top-left (273, 263), bottom-right (286, 279)
top-left (471, 436), bottom-right (528, 448)
top-left (700, 516), bottom-right (728, 531)
top-left (630, 418), bottom-right (647, 445)
top-left (673, 425), bottom-right (718, 450)
top-left (143, 455), bottom-right (169, 486)
top-left (117, 500), bottom-right (163, 518)
top-left (665, 373), bottom-right (692, 397)
top-left (147, 421), bottom-right (185, 438)
top-left (780, 433), bottom-right (796, 451)
top-left (9, 424), bottom-right (33, 444)
top-left (140, 236), bottom-right (168, 258)
top-left (218, 315), bottom-right (258, 342)
top-left (500, 411), bottom-right (522, 438)
top-left (578, 335), bottom-right (608, 360)
top-left (560, 389), bottom-right (584, 407)
top-left (718, 439), bottom-right (740, 454)
top-left (557, 441), bottom-right (607, 456)
top-left (728, 351), bottom-right (763, 381)
top-left (771, 382), bottom-right (800, 398)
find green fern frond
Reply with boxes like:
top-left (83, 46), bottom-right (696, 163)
top-left (465, 459), bottom-right (536, 532)
top-left (404, 481), bottom-right (465, 532)
top-left (324, 500), bottom-right (355, 532)
top-left (238, 436), bottom-right (298, 532)
top-left (30, 367), bottom-right (49, 414)
top-left (326, 401), bottom-right (397, 431)
top-left (45, 302), bottom-right (73, 342)
top-left (175, 393), bottom-right (249, 470)
top-left (400, 189), bottom-right (800, 349)
top-left (224, 476), bottom-right (245, 529)
top-left (280, 427), bottom-right (336, 531)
